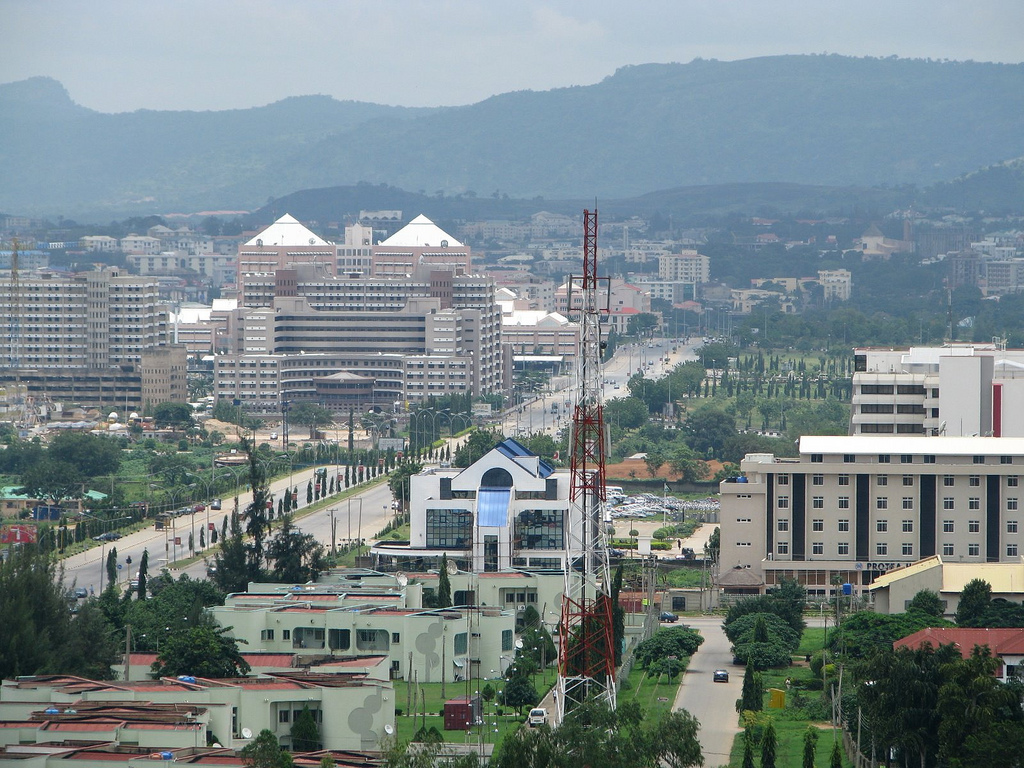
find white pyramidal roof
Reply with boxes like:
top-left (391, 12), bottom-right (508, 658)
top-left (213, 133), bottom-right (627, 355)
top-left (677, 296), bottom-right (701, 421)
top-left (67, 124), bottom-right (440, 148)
top-left (245, 214), bottom-right (332, 247)
top-left (380, 214), bottom-right (462, 248)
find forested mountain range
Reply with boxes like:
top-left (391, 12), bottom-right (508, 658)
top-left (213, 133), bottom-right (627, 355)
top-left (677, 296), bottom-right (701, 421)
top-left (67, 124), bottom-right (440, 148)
top-left (3, 54), bottom-right (1024, 218)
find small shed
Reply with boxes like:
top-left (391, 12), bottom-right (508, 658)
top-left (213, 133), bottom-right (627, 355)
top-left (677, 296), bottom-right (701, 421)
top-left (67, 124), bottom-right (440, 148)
top-left (443, 695), bottom-right (482, 731)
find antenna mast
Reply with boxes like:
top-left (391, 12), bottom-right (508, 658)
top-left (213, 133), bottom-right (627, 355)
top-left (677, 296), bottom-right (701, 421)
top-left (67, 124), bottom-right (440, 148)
top-left (558, 209), bottom-right (616, 717)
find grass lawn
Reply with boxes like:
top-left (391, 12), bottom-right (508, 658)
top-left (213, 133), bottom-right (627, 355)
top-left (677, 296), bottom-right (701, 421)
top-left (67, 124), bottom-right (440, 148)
top-left (723, 633), bottom-right (852, 767)
top-left (618, 665), bottom-right (685, 721)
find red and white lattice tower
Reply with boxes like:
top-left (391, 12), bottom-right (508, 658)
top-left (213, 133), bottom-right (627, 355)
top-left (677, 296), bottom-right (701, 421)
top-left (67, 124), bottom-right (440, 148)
top-left (557, 209), bottom-right (616, 718)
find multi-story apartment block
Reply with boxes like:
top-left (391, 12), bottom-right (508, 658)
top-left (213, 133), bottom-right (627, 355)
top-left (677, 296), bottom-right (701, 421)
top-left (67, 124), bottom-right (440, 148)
top-left (554, 278), bottom-right (651, 336)
top-left (658, 250), bottom-right (711, 284)
top-left (720, 435), bottom-right (1024, 599)
top-left (0, 267), bottom-right (184, 409)
top-left (850, 345), bottom-right (1024, 437)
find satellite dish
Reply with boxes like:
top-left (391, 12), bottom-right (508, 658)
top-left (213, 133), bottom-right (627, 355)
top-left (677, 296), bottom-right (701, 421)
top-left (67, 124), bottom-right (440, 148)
top-left (396, 573), bottom-right (408, 587)
top-left (241, 728), bottom-right (253, 739)
top-left (515, 639), bottom-right (524, 649)
top-left (384, 724), bottom-right (395, 735)
top-left (446, 560), bottom-right (458, 576)
top-left (309, 237), bottom-right (316, 245)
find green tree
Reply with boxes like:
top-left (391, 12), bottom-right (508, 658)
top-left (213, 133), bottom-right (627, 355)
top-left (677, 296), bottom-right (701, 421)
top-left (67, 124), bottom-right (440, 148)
top-left (106, 547), bottom-right (118, 588)
top-left (241, 728), bottom-right (290, 768)
top-left (802, 726), bottom-right (818, 768)
top-left (634, 625), bottom-right (704, 668)
top-left (454, 429), bottom-right (503, 468)
top-left (265, 516), bottom-right (327, 584)
top-left (151, 624), bottom-right (251, 678)
top-left (153, 402), bottom-right (195, 429)
top-left (705, 526), bottom-right (720, 563)
top-left (18, 458), bottom-right (85, 508)
top-left (829, 739), bottom-right (842, 768)
top-left (682, 406), bottom-right (736, 457)
top-left (290, 704), bottom-right (321, 752)
top-left (761, 718), bottom-right (778, 768)
top-left (740, 659), bottom-right (763, 712)
top-left (741, 729), bottom-right (755, 768)
top-left (907, 588), bottom-right (944, 617)
top-left (501, 675), bottom-right (539, 715)
top-left (137, 549), bottom-right (149, 599)
top-left (643, 450), bottom-right (665, 478)
top-left (388, 461), bottom-right (422, 509)
top-left (956, 579), bottom-right (992, 626)
top-left (48, 432), bottom-right (122, 478)
top-left (667, 445), bottom-right (709, 483)
top-left (436, 554), bottom-right (453, 608)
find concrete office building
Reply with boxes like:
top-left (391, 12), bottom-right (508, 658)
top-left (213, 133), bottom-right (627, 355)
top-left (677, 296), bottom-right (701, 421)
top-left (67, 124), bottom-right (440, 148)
top-left (237, 214), bottom-right (337, 307)
top-left (371, 215), bottom-right (472, 278)
top-left (850, 345), bottom-right (1024, 437)
top-left (719, 435), bottom-right (1024, 598)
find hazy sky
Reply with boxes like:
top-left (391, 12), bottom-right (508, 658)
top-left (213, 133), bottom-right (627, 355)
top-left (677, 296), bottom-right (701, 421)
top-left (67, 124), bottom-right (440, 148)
top-left (4, 0), bottom-right (1022, 113)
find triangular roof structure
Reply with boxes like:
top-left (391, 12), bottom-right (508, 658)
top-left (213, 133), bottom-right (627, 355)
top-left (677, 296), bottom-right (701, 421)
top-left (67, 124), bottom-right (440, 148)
top-left (245, 214), bottom-right (332, 247)
top-left (380, 214), bottom-right (463, 248)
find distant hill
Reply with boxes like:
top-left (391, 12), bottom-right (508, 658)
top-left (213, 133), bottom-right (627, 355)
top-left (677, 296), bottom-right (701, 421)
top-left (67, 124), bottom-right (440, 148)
top-left (921, 157), bottom-right (1024, 213)
top-left (3, 55), bottom-right (1024, 218)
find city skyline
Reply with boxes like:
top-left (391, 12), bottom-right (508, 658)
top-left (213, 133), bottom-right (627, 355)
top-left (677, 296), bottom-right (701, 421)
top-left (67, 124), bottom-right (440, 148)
top-left (3, 0), bottom-right (1023, 114)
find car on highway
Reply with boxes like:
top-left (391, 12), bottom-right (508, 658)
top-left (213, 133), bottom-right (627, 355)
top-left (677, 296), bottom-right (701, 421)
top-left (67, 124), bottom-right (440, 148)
top-left (659, 611), bottom-right (679, 623)
top-left (93, 532), bottom-right (121, 542)
top-left (74, 587), bottom-right (89, 599)
top-left (210, 498), bottom-right (222, 510)
top-left (713, 669), bottom-right (730, 683)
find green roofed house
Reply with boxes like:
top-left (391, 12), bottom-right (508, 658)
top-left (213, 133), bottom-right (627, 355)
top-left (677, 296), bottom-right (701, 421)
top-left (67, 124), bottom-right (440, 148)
top-left (1, 486), bottom-right (108, 521)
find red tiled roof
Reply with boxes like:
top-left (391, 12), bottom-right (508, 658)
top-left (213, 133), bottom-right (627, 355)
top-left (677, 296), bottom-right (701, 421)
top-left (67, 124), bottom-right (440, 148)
top-left (895, 627), bottom-right (1024, 658)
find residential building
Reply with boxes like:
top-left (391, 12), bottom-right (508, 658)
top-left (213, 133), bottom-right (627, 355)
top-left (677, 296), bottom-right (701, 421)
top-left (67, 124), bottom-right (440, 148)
top-left (658, 251), bottom-right (710, 284)
top-left (850, 344), bottom-right (1024, 437)
top-left (896, 626), bottom-right (1024, 681)
top-left (719, 435), bottom-right (1024, 598)
top-left (554, 278), bottom-right (651, 336)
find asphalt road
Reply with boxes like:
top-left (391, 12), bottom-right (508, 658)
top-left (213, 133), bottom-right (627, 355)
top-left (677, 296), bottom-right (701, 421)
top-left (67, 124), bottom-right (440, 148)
top-left (60, 464), bottom-right (393, 592)
top-left (673, 615), bottom-right (742, 768)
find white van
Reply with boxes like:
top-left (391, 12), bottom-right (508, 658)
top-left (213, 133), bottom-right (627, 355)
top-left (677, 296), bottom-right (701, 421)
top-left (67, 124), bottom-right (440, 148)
top-left (528, 708), bottom-right (548, 727)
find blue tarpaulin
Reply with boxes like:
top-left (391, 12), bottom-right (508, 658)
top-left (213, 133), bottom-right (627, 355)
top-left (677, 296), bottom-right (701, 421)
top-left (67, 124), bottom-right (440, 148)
top-left (477, 488), bottom-right (511, 527)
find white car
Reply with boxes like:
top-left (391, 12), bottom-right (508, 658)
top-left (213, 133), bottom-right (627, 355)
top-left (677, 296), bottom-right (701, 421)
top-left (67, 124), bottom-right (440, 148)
top-left (528, 707), bottom-right (548, 727)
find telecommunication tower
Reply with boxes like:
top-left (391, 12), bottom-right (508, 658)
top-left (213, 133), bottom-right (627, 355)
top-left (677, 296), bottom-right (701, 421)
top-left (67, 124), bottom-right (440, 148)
top-left (557, 209), bottom-right (616, 717)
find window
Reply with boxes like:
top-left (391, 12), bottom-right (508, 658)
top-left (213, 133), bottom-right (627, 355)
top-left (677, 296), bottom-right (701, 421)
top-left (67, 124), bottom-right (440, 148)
top-left (392, 632), bottom-right (401, 644)
top-left (943, 497), bottom-right (955, 511)
top-left (777, 474), bottom-right (790, 486)
top-left (943, 520), bottom-right (954, 533)
top-left (969, 543), bottom-right (981, 556)
top-left (515, 509), bottom-right (565, 550)
top-left (777, 496), bottom-right (790, 509)
top-left (812, 496), bottom-right (824, 509)
top-left (877, 475), bottom-right (888, 486)
top-left (969, 519), bottom-right (981, 533)
top-left (903, 475), bottom-right (914, 486)
top-left (1002, 456), bottom-right (1014, 465)
top-left (838, 519), bottom-right (850, 532)
top-left (1010, 476), bottom-right (1020, 487)
top-left (777, 519), bottom-right (789, 532)
top-left (812, 474), bottom-right (824, 486)
top-left (968, 496), bottom-right (980, 510)
top-left (260, 629), bottom-right (275, 641)
top-left (974, 455), bottom-right (986, 464)
top-left (1009, 544), bottom-right (1019, 557)
top-left (1010, 498), bottom-right (1019, 511)
top-left (279, 710), bottom-right (290, 724)
top-left (812, 519), bottom-right (824, 532)
top-left (777, 542), bottom-right (789, 555)
top-left (425, 508), bottom-right (473, 549)
top-left (838, 474), bottom-right (850, 486)
top-left (355, 629), bottom-right (389, 652)
top-left (943, 475), bottom-right (955, 487)
top-left (877, 519), bottom-right (888, 532)
top-left (903, 497), bottom-right (914, 510)
top-left (811, 454), bottom-right (823, 463)
top-left (1010, 521), bottom-right (1019, 534)
top-left (876, 543), bottom-right (888, 556)
top-left (924, 455), bottom-right (936, 464)
top-left (282, 630), bottom-right (291, 640)
top-left (877, 497), bottom-right (889, 510)
top-left (838, 497), bottom-right (850, 509)
top-left (838, 543), bottom-right (850, 555)
top-left (943, 543), bottom-right (955, 556)
top-left (454, 632), bottom-right (468, 655)
top-left (902, 543), bottom-right (914, 556)
top-left (328, 629), bottom-right (351, 651)
top-left (812, 542), bottom-right (824, 555)
top-left (502, 630), bottom-right (514, 651)
top-left (901, 455), bottom-right (913, 464)
top-left (862, 384), bottom-right (894, 394)
top-left (970, 475), bottom-right (981, 487)
top-left (843, 454), bottom-right (855, 463)
top-left (903, 520), bottom-right (914, 533)
top-left (878, 454), bottom-right (891, 464)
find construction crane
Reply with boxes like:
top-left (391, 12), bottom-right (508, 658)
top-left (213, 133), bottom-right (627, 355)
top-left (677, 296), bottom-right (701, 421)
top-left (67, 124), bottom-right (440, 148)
top-left (557, 209), bottom-right (616, 718)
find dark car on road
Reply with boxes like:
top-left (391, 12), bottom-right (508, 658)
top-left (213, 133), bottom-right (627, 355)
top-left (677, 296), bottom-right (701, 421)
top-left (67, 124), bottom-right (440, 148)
top-left (713, 669), bottom-right (730, 683)
top-left (659, 611), bottom-right (679, 623)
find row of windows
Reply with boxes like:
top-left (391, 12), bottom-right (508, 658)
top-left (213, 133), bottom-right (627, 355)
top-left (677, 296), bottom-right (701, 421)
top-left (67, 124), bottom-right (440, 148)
top-left (808, 454), bottom-right (1017, 465)
top-left (784, 495), bottom-right (1017, 511)
top-left (779, 541), bottom-right (1020, 558)
top-left (781, 516), bottom-right (1019, 535)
